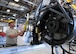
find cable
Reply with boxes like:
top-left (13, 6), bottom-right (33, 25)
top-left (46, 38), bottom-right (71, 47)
top-left (69, 43), bottom-right (76, 52)
top-left (60, 42), bottom-right (76, 54)
top-left (60, 45), bottom-right (72, 54)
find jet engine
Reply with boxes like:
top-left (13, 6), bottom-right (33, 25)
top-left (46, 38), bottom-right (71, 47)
top-left (34, 0), bottom-right (76, 45)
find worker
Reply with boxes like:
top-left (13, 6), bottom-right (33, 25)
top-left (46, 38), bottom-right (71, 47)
top-left (6, 20), bottom-right (25, 47)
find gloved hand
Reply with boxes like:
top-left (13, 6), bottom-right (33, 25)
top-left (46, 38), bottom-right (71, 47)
top-left (24, 13), bottom-right (29, 31)
top-left (23, 20), bottom-right (29, 31)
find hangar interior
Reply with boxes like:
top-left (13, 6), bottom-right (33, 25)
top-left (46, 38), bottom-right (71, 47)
top-left (0, 0), bottom-right (76, 54)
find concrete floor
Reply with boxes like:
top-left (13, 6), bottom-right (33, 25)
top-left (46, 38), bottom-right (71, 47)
top-left (3, 43), bottom-right (76, 54)
top-left (0, 43), bottom-right (76, 54)
top-left (18, 43), bottom-right (76, 54)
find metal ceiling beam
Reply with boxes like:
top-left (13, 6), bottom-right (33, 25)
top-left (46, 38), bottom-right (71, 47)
top-left (0, 10), bottom-right (17, 15)
top-left (23, 0), bottom-right (37, 6)
top-left (0, 2), bottom-right (28, 12)
top-left (0, 15), bottom-right (14, 18)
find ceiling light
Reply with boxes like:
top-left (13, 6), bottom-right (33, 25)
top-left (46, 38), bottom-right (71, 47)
top-left (13, 14), bottom-right (17, 17)
top-left (14, 0), bottom-right (19, 2)
top-left (6, 9), bottom-right (10, 12)
top-left (8, 18), bottom-right (10, 20)
top-left (1, 18), bottom-right (3, 21)
top-left (3, 15), bottom-right (6, 17)
top-left (20, 8), bottom-right (24, 11)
